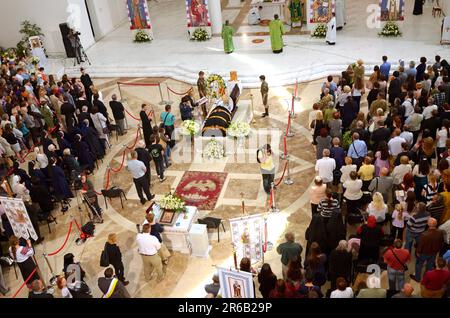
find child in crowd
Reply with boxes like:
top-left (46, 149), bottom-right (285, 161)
top-left (340, 156), bottom-right (357, 185)
top-left (149, 135), bottom-right (166, 182)
top-left (391, 203), bottom-right (409, 239)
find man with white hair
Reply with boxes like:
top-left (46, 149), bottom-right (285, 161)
top-left (357, 274), bottom-right (386, 298)
top-left (315, 149), bottom-right (336, 185)
top-left (109, 94), bottom-right (126, 135)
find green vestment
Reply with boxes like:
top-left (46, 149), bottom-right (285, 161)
top-left (289, 0), bottom-right (302, 22)
top-left (269, 19), bottom-right (284, 52)
top-left (221, 25), bottom-right (235, 53)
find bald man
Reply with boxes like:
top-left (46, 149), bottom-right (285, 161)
top-left (368, 167), bottom-right (393, 203)
top-left (392, 283), bottom-right (420, 298)
top-left (410, 218), bottom-right (445, 283)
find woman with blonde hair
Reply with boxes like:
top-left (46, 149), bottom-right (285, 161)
top-left (105, 233), bottom-right (128, 285)
top-left (367, 192), bottom-right (388, 223)
top-left (9, 235), bottom-right (40, 286)
top-left (422, 173), bottom-right (439, 204)
top-left (310, 110), bottom-right (325, 145)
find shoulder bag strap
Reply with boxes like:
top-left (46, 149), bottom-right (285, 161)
top-left (352, 142), bottom-right (359, 157)
top-left (390, 249), bottom-right (407, 270)
top-left (162, 112), bottom-right (170, 126)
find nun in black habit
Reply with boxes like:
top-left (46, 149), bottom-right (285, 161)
top-left (325, 212), bottom-right (347, 254)
top-left (73, 134), bottom-right (95, 173)
top-left (48, 157), bottom-right (73, 202)
top-left (304, 214), bottom-right (328, 266)
top-left (80, 120), bottom-right (105, 160)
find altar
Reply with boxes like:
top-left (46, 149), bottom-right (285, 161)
top-left (154, 206), bottom-right (199, 254)
top-left (253, 0), bottom-right (287, 22)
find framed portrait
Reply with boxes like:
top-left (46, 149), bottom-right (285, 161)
top-left (28, 36), bottom-right (42, 49)
top-left (158, 210), bottom-right (177, 226)
top-left (217, 267), bottom-right (254, 298)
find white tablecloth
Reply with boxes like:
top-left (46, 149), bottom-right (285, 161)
top-left (154, 205), bottom-right (198, 233)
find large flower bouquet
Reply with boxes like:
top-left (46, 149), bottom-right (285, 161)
top-left (203, 138), bottom-right (225, 159)
top-left (134, 29), bottom-right (152, 43)
top-left (28, 56), bottom-right (40, 65)
top-left (192, 28), bottom-right (210, 41)
top-left (228, 121), bottom-right (251, 138)
top-left (378, 22), bottom-right (402, 37)
top-left (159, 193), bottom-right (185, 212)
top-left (180, 120), bottom-right (200, 136)
top-left (311, 24), bottom-right (327, 38)
top-left (206, 74), bottom-right (226, 99)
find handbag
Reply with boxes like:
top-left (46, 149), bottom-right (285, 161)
top-left (100, 243), bottom-right (110, 267)
top-left (390, 248), bottom-right (408, 271)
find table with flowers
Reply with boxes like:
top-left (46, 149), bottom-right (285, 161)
top-left (153, 205), bottom-right (198, 254)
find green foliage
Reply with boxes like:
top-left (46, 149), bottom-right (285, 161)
top-left (192, 28), bottom-right (209, 41)
top-left (311, 24), bottom-right (327, 38)
top-left (134, 29), bottom-right (151, 43)
top-left (342, 130), bottom-right (352, 151)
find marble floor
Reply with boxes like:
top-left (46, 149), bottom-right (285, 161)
top-left (48, 0), bottom-right (450, 87)
top-left (1, 74), bottom-right (425, 298)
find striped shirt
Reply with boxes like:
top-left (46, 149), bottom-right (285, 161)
top-left (423, 183), bottom-right (439, 203)
top-left (426, 202), bottom-right (444, 223)
top-left (406, 211), bottom-right (430, 234)
top-left (317, 198), bottom-right (340, 218)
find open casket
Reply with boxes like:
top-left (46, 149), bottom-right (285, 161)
top-left (201, 105), bottom-right (233, 137)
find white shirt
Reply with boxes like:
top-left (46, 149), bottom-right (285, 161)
top-left (368, 203), bottom-right (387, 222)
top-left (343, 179), bottom-right (363, 200)
top-left (402, 99), bottom-right (414, 118)
top-left (392, 164), bottom-right (412, 185)
top-left (315, 157), bottom-right (336, 183)
top-left (391, 209), bottom-right (410, 229)
top-left (422, 105), bottom-right (438, 120)
top-left (388, 136), bottom-right (406, 156)
top-left (330, 287), bottom-right (354, 298)
top-left (340, 164), bottom-right (357, 183)
top-left (399, 131), bottom-right (413, 147)
top-left (437, 128), bottom-right (448, 148)
top-left (9, 246), bottom-right (34, 263)
top-left (136, 232), bottom-right (161, 255)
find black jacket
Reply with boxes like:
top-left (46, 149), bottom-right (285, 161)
top-left (109, 101), bottom-right (125, 120)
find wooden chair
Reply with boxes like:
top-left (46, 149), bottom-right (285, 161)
top-left (101, 187), bottom-right (127, 209)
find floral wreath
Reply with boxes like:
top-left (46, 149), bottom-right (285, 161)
top-left (206, 74), bottom-right (226, 99)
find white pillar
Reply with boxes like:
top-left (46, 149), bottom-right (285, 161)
top-left (208, 0), bottom-right (223, 35)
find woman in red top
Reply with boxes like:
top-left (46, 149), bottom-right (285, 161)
top-left (421, 258), bottom-right (450, 298)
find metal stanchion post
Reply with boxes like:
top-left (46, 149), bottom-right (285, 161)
top-left (280, 136), bottom-right (288, 160)
top-left (166, 84), bottom-right (173, 105)
top-left (250, 94), bottom-right (256, 124)
top-left (290, 94), bottom-right (297, 119)
top-left (284, 158), bottom-right (294, 185)
top-left (269, 183), bottom-right (280, 213)
top-left (158, 84), bottom-right (167, 105)
top-left (285, 120), bottom-right (295, 138)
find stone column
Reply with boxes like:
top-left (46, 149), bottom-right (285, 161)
top-left (208, 0), bottom-right (223, 35)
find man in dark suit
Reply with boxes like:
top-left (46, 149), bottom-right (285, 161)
top-left (371, 121), bottom-right (391, 151)
top-left (388, 71), bottom-right (401, 105)
top-left (60, 96), bottom-right (76, 132)
top-left (135, 140), bottom-right (152, 183)
top-left (98, 268), bottom-right (130, 298)
top-left (80, 67), bottom-right (93, 107)
top-left (109, 94), bottom-right (126, 135)
top-left (140, 104), bottom-right (153, 148)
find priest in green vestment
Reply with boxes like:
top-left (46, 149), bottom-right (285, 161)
top-left (269, 14), bottom-right (284, 54)
top-left (221, 20), bottom-right (235, 54)
top-left (289, 0), bottom-right (302, 23)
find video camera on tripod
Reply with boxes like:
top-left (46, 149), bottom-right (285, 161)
top-left (67, 28), bottom-right (90, 66)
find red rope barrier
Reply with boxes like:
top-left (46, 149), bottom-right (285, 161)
top-left (262, 221), bottom-right (268, 253)
top-left (285, 112), bottom-right (292, 136)
top-left (11, 267), bottom-right (37, 298)
top-left (117, 82), bottom-right (160, 87)
top-left (283, 136), bottom-right (287, 157)
top-left (294, 79), bottom-right (298, 97)
top-left (125, 109), bottom-right (141, 121)
top-left (47, 221), bottom-right (73, 256)
top-left (125, 129), bottom-right (141, 150)
top-left (269, 188), bottom-right (273, 208)
top-left (274, 161), bottom-right (289, 187)
top-left (110, 150), bottom-right (127, 173)
top-left (167, 85), bottom-right (192, 96)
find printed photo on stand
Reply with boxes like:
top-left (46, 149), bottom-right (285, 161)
top-left (217, 267), bottom-right (255, 298)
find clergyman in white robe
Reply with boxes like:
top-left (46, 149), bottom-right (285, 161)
top-left (248, 6), bottom-right (261, 25)
top-left (326, 15), bottom-right (336, 45)
top-left (335, 0), bottom-right (346, 29)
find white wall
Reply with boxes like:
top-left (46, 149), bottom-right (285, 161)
top-left (442, 0), bottom-right (450, 16)
top-left (85, 0), bottom-right (128, 40)
top-left (0, 0), bottom-right (95, 55)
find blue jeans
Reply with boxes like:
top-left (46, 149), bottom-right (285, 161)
top-left (415, 254), bottom-right (436, 282)
top-left (387, 266), bottom-right (405, 291)
top-left (404, 230), bottom-right (421, 253)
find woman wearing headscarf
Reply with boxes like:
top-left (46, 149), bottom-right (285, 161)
top-left (11, 175), bottom-right (31, 202)
top-left (357, 215), bottom-right (383, 263)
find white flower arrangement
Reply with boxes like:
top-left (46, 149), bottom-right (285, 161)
top-left (180, 120), bottom-right (200, 136)
top-left (227, 121), bottom-right (250, 138)
top-left (28, 56), bottom-right (40, 65)
top-left (378, 22), bottom-right (402, 37)
top-left (192, 28), bottom-right (210, 41)
top-left (203, 138), bottom-right (225, 160)
top-left (159, 193), bottom-right (185, 212)
top-left (312, 24), bottom-right (327, 38)
top-left (134, 29), bottom-right (152, 43)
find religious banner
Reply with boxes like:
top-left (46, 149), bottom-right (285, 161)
top-left (309, 0), bottom-right (335, 23)
top-left (186, 0), bottom-right (211, 28)
top-left (29, 36), bottom-right (47, 68)
top-left (0, 196), bottom-right (38, 241)
top-left (229, 214), bottom-right (264, 264)
top-left (217, 267), bottom-right (255, 298)
top-left (441, 17), bottom-right (450, 45)
top-left (379, 0), bottom-right (405, 22)
top-left (126, 0), bottom-right (152, 30)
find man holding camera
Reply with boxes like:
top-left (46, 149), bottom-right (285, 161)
top-left (68, 28), bottom-right (83, 64)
